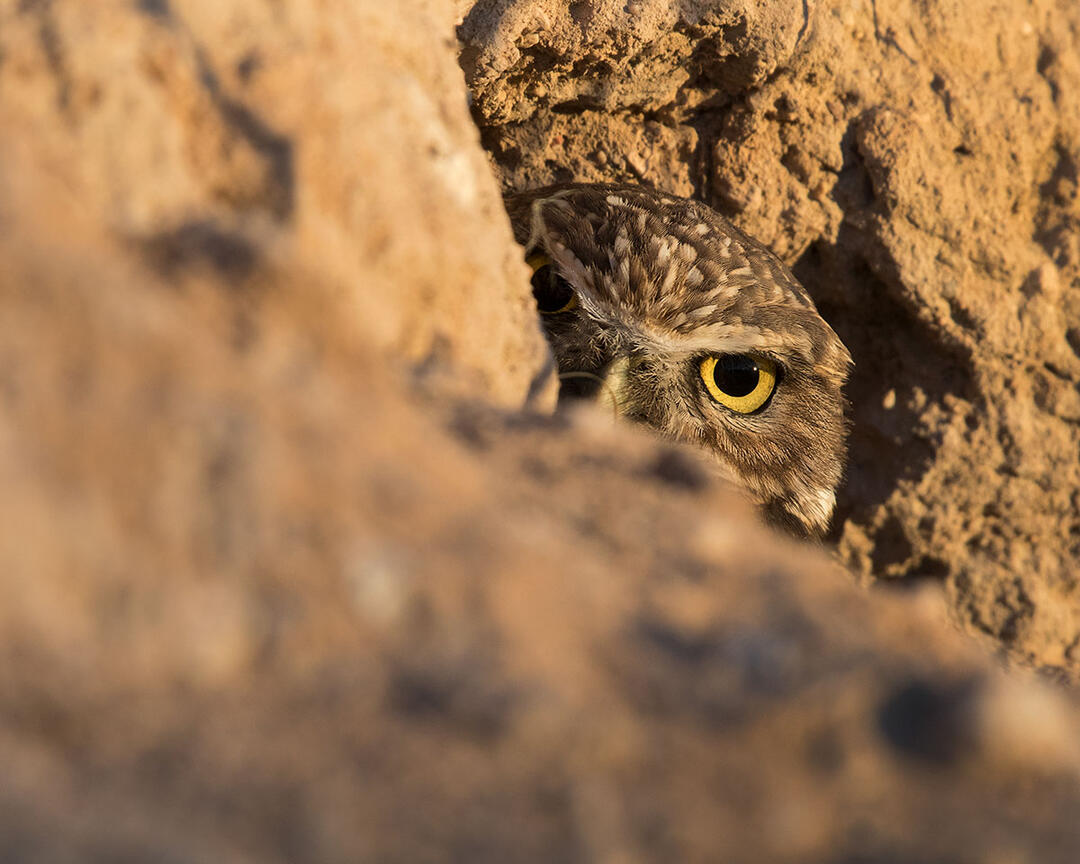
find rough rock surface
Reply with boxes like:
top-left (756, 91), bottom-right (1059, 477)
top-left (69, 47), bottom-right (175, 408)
top-left (461, 0), bottom-right (1080, 677)
top-left (3, 0), bottom-right (1080, 861)
top-left (1, 0), bottom-right (551, 408)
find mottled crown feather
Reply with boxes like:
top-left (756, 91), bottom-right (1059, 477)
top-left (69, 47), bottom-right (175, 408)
top-left (507, 183), bottom-right (851, 383)
top-left (505, 182), bottom-right (852, 536)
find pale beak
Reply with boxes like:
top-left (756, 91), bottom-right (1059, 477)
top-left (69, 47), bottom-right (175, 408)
top-left (596, 354), bottom-right (632, 416)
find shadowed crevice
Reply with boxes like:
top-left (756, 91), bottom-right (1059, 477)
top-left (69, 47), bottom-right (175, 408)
top-left (141, 221), bottom-right (260, 282)
top-left (193, 48), bottom-right (295, 221)
top-left (795, 232), bottom-right (979, 554)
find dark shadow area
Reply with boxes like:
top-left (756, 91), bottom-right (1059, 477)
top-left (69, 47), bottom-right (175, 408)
top-left (194, 48), bottom-right (295, 222)
top-left (1034, 142), bottom-right (1078, 270)
top-left (142, 220), bottom-right (260, 282)
top-left (794, 227), bottom-right (979, 546)
top-left (876, 676), bottom-right (981, 765)
top-left (135, 0), bottom-right (172, 19)
top-left (20, 0), bottom-right (72, 114)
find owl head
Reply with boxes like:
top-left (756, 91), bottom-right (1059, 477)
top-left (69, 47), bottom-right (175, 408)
top-left (505, 184), bottom-right (852, 536)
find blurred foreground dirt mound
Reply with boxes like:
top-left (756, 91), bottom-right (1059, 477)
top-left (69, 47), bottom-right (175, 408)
top-left (461, 0), bottom-right (1080, 677)
top-left (2, 0), bottom-right (1080, 861)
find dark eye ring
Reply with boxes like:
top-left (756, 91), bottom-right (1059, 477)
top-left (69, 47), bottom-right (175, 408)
top-left (526, 254), bottom-right (579, 315)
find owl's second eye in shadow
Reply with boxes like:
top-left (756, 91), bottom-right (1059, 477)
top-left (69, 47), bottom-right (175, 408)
top-left (700, 354), bottom-right (778, 414)
top-left (527, 254), bottom-right (578, 315)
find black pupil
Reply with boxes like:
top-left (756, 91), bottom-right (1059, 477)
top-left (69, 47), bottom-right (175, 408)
top-left (713, 355), bottom-right (760, 397)
top-left (531, 265), bottom-right (574, 312)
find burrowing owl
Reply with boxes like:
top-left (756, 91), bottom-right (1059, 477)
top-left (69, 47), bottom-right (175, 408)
top-left (505, 183), bottom-right (851, 536)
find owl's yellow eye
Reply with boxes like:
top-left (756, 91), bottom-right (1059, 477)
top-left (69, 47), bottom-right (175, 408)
top-left (526, 253), bottom-right (578, 315)
top-left (699, 354), bottom-right (778, 414)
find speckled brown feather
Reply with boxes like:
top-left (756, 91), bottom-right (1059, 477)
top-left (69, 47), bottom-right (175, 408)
top-left (506, 183), bottom-right (852, 535)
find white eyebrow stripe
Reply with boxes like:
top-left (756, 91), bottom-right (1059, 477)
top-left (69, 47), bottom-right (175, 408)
top-left (646, 323), bottom-right (817, 363)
